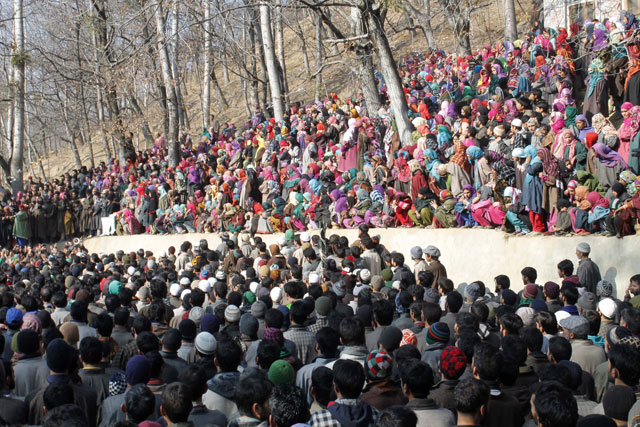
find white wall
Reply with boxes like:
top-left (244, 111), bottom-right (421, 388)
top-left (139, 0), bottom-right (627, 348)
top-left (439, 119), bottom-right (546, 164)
top-left (83, 229), bottom-right (640, 299)
top-left (543, 0), bottom-right (622, 30)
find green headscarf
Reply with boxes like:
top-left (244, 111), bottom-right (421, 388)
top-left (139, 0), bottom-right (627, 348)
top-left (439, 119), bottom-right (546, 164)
top-left (565, 106), bottom-right (578, 126)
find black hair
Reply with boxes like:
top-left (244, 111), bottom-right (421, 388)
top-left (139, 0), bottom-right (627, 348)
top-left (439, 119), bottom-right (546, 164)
top-left (161, 382), bottom-right (192, 423)
top-left (472, 342), bottom-right (502, 381)
top-left (162, 328), bottom-right (182, 352)
top-left (70, 300), bottom-right (88, 322)
top-left (93, 312), bottom-right (113, 337)
top-left (454, 378), bottom-right (490, 415)
top-left (215, 338), bottom-right (242, 372)
top-left (257, 339), bottom-right (280, 370)
top-left (372, 299), bottom-right (394, 326)
top-left (234, 368), bottom-right (273, 417)
top-left (289, 300), bottom-right (306, 325)
top-left (311, 366), bottom-right (334, 406)
top-left (132, 315), bottom-right (152, 335)
top-left (520, 326), bottom-right (543, 352)
top-left (422, 302), bottom-right (442, 325)
top-left (457, 312), bottom-right (480, 332)
top-left (533, 381), bottom-right (578, 427)
top-left (375, 406), bottom-right (418, 427)
top-left (338, 316), bottom-right (365, 346)
top-left (501, 335), bottom-right (527, 366)
top-left (315, 327), bottom-right (339, 357)
top-left (609, 344), bottom-right (640, 386)
top-left (265, 308), bottom-right (284, 329)
top-left (269, 384), bottom-right (310, 427)
top-left (333, 359), bottom-right (365, 399)
top-left (79, 336), bottom-right (102, 365)
top-left (557, 259), bottom-right (574, 276)
top-left (43, 404), bottom-right (88, 427)
top-left (499, 312), bottom-right (523, 335)
top-left (53, 292), bottom-right (67, 308)
top-left (561, 285), bottom-right (579, 305)
top-left (136, 331), bottom-right (159, 354)
top-left (548, 336), bottom-right (572, 361)
top-left (43, 383), bottom-right (74, 411)
top-left (178, 365), bottom-right (208, 401)
top-left (399, 359), bottom-right (433, 398)
top-left (114, 307), bottom-right (130, 327)
top-left (125, 384), bottom-right (156, 423)
top-left (535, 311), bottom-right (558, 335)
top-left (446, 291), bottom-right (463, 313)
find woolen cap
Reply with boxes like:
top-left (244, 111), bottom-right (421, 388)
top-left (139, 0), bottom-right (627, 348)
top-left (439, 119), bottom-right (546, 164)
top-left (268, 360), bottom-right (295, 385)
top-left (225, 305), bottom-right (241, 323)
top-left (195, 332), bottom-right (217, 355)
top-left (558, 315), bottom-right (589, 336)
top-left (602, 385), bottom-right (636, 421)
top-left (315, 296), bottom-right (332, 316)
top-left (576, 242), bottom-right (591, 254)
top-left (577, 292), bottom-right (597, 311)
top-left (410, 246), bottom-right (423, 259)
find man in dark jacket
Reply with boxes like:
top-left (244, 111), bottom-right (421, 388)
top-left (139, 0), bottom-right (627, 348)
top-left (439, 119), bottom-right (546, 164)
top-left (25, 339), bottom-right (97, 427)
top-left (327, 359), bottom-right (379, 427)
top-left (202, 338), bottom-right (242, 419)
top-left (160, 328), bottom-right (188, 383)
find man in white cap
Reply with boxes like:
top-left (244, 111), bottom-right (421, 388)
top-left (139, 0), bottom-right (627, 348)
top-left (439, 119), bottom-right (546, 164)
top-left (576, 242), bottom-right (601, 294)
top-left (169, 283), bottom-right (182, 308)
top-left (597, 298), bottom-right (618, 338)
top-left (410, 246), bottom-right (427, 282)
top-left (424, 245), bottom-right (447, 288)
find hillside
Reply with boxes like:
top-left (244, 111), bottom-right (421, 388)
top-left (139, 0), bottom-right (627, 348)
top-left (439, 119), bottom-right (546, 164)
top-left (31, 1), bottom-right (534, 180)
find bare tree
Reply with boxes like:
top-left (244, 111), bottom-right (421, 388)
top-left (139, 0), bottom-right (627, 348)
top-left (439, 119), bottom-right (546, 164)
top-left (154, 0), bottom-right (180, 166)
top-left (10, 0), bottom-right (26, 192)
top-left (260, 3), bottom-right (285, 121)
top-left (503, 0), bottom-right (518, 41)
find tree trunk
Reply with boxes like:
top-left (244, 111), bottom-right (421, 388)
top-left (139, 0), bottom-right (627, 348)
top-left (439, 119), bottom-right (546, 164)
top-left (259, 4), bottom-right (284, 121)
top-left (314, 15), bottom-right (324, 101)
top-left (366, 8), bottom-right (413, 145)
top-left (274, 5), bottom-right (289, 106)
top-left (202, 0), bottom-right (211, 128)
top-left (440, 0), bottom-right (471, 55)
top-left (350, 7), bottom-right (382, 113)
top-left (246, 5), bottom-right (260, 109)
top-left (296, 14), bottom-right (311, 77)
top-left (10, 0), bottom-right (25, 193)
top-left (171, 0), bottom-right (185, 129)
top-left (127, 94), bottom-right (154, 145)
top-left (503, 0), bottom-right (518, 41)
top-left (154, 0), bottom-right (180, 166)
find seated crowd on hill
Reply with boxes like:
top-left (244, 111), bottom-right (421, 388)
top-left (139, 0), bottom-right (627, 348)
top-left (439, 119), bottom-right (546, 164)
top-left (1, 229), bottom-right (640, 427)
top-left (4, 13), bottom-right (640, 246)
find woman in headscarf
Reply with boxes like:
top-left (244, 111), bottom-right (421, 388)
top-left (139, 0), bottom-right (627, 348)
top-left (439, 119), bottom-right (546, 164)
top-left (592, 113), bottom-right (619, 149)
top-left (583, 58), bottom-right (608, 121)
top-left (537, 147), bottom-right (560, 225)
top-left (454, 185), bottom-right (477, 227)
top-left (568, 185), bottom-right (591, 233)
top-left (586, 191), bottom-right (611, 231)
top-left (553, 129), bottom-right (587, 172)
top-left (436, 162), bottom-right (473, 198)
top-left (409, 159), bottom-right (428, 201)
top-left (392, 191), bottom-right (414, 227)
top-left (470, 185), bottom-right (506, 227)
top-left (592, 142), bottom-right (629, 195)
top-left (521, 146), bottom-right (546, 232)
top-left (466, 146), bottom-right (493, 189)
top-left (338, 118), bottom-right (360, 173)
top-left (393, 156), bottom-right (412, 194)
top-left (618, 103), bottom-right (640, 165)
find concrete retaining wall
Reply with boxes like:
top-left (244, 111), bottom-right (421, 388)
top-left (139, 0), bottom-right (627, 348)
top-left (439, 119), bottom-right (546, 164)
top-left (83, 229), bottom-right (640, 299)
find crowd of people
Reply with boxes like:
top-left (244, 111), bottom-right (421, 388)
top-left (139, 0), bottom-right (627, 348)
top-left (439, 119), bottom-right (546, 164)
top-left (0, 229), bottom-right (640, 427)
top-left (5, 12), bottom-right (640, 247)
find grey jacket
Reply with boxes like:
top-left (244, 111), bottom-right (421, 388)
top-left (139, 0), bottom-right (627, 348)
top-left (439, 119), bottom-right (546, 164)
top-left (13, 355), bottom-right (50, 398)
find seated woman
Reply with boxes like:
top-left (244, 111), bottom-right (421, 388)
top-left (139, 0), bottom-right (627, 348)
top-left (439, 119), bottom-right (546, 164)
top-left (470, 186), bottom-right (506, 228)
top-left (433, 190), bottom-right (458, 228)
top-left (454, 185), bottom-right (477, 227)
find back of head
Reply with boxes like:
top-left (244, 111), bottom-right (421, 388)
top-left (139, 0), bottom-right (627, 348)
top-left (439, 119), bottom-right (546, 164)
top-left (269, 384), bottom-right (310, 427)
top-left (161, 382), bottom-right (192, 423)
top-left (609, 344), bottom-right (640, 387)
top-left (533, 381), bottom-right (578, 427)
top-left (454, 378), bottom-right (490, 416)
top-left (548, 336), bottom-right (572, 361)
top-left (376, 406), bottom-right (418, 427)
top-left (472, 342), bottom-right (502, 381)
top-left (333, 359), bottom-right (365, 399)
top-left (339, 316), bottom-right (365, 346)
top-left (162, 328), bottom-right (182, 353)
top-left (234, 368), bottom-right (273, 417)
top-left (179, 365), bottom-right (208, 402)
top-left (125, 384), bottom-right (156, 423)
top-left (399, 359), bottom-right (433, 398)
top-left (44, 404), bottom-right (88, 427)
top-left (43, 383), bottom-right (74, 411)
top-left (215, 338), bottom-right (242, 372)
top-left (311, 367), bottom-right (334, 407)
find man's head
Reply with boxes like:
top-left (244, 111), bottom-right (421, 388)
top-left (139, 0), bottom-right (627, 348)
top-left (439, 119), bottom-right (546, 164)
top-left (608, 344), bottom-right (640, 387)
top-left (124, 384), bottom-right (156, 423)
top-left (532, 381), bottom-right (578, 427)
top-left (234, 368), bottom-right (273, 420)
top-left (629, 274), bottom-right (640, 296)
top-left (472, 343), bottom-right (502, 381)
top-left (399, 359), bottom-right (433, 399)
top-left (454, 378), bottom-right (489, 424)
top-left (338, 316), bottom-right (365, 346)
top-left (160, 382), bottom-right (192, 424)
top-left (576, 242), bottom-right (590, 259)
top-left (333, 359), bottom-right (365, 399)
top-left (268, 384), bottom-right (310, 427)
